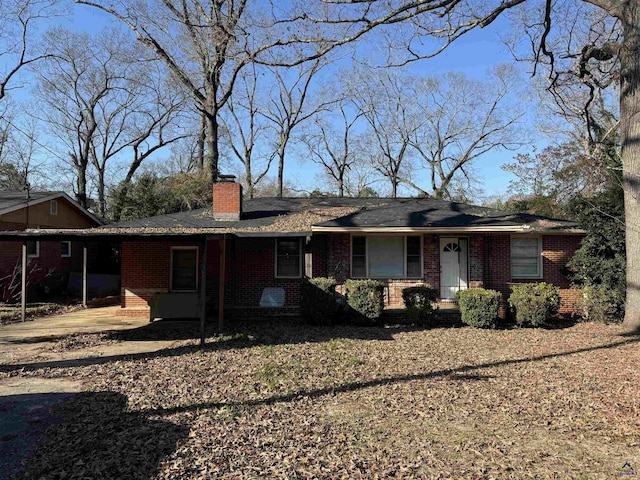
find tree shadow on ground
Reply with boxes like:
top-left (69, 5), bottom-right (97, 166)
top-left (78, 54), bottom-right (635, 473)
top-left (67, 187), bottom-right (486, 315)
top-left (2, 317), bottom-right (636, 374)
top-left (0, 318), bottom-right (400, 372)
top-left (0, 392), bottom-right (76, 480)
top-left (144, 334), bottom-right (640, 418)
top-left (11, 391), bottom-right (189, 480)
top-left (106, 316), bottom-right (402, 343)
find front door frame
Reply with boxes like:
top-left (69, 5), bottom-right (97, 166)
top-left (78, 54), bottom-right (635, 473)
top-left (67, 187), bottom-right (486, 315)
top-left (439, 237), bottom-right (469, 300)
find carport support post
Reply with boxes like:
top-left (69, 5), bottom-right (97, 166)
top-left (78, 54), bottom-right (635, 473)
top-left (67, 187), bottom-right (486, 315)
top-left (218, 234), bottom-right (226, 332)
top-left (21, 241), bottom-right (27, 322)
top-left (199, 237), bottom-right (208, 346)
top-left (82, 242), bottom-right (88, 307)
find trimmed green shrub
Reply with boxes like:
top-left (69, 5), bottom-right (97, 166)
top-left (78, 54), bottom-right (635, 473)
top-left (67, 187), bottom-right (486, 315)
top-left (508, 283), bottom-right (560, 327)
top-left (345, 279), bottom-right (385, 326)
top-left (300, 277), bottom-right (337, 325)
top-left (402, 286), bottom-right (439, 326)
top-left (581, 285), bottom-right (621, 324)
top-left (456, 288), bottom-right (500, 329)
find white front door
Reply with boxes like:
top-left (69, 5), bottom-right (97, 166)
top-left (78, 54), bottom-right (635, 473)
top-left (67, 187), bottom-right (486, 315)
top-left (440, 237), bottom-right (468, 299)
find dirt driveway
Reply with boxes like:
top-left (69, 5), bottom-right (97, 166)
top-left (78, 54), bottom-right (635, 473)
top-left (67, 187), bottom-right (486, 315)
top-left (0, 307), bottom-right (184, 480)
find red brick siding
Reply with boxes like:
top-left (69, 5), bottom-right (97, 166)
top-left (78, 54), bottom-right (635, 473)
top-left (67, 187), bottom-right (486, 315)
top-left (228, 237), bottom-right (302, 309)
top-left (121, 240), bottom-right (200, 310)
top-left (0, 240), bottom-right (78, 301)
top-left (121, 236), bottom-right (305, 316)
top-left (487, 234), bottom-right (583, 315)
top-left (212, 182), bottom-right (242, 220)
top-left (118, 232), bottom-right (584, 317)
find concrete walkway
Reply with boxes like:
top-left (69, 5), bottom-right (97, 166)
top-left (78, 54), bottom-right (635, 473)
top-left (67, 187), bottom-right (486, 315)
top-left (0, 306), bottom-right (146, 342)
top-left (0, 305), bottom-right (193, 373)
top-left (0, 307), bottom-right (191, 479)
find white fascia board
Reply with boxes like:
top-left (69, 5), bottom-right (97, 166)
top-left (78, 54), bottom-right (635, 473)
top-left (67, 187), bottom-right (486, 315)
top-left (311, 226), bottom-right (529, 233)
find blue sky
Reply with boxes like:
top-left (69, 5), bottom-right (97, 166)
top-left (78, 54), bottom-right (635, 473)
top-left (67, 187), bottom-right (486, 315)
top-left (6, 2), bottom-right (541, 200)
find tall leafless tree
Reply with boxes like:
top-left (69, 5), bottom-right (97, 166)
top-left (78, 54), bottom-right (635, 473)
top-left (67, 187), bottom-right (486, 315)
top-left (220, 64), bottom-right (272, 199)
top-left (261, 59), bottom-right (331, 197)
top-left (409, 68), bottom-right (523, 199)
top-left (0, 0), bottom-right (61, 102)
top-left (75, 0), bottom-right (333, 185)
top-left (349, 67), bottom-right (421, 198)
top-left (36, 28), bottom-right (189, 215)
top-left (310, 0), bottom-right (640, 327)
top-left (301, 99), bottom-right (365, 197)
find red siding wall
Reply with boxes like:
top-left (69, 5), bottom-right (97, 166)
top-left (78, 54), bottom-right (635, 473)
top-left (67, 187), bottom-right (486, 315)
top-left (120, 236), bottom-right (304, 317)
top-left (487, 234), bottom-right (582, 315)
top-left (0, 240), bottom-right (80, 301)
top-left (120, 240), bottom-right (200, 313)
top-left (119, 232), bottom-right (584, 318)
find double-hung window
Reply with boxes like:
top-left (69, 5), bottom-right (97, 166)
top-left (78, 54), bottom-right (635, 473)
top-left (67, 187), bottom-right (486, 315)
top-left (511, 237), bottom-right (542, 278)
top-left (26, 241), bottom-right (39, 258)
top-left (170, 247), bottom-right (198, 291)
top-left (351, 235), bottom-right (422, 279)
top-left (61, 241), bottom-right (72, 258)
top-left (275, 238), bottom-right (302, 278)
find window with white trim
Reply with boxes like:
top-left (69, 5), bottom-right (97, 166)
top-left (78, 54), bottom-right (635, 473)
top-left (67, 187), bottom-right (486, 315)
top-left (26, 241), bottom-right (39, 258)
top-left (170, 247), bottom-right (198, 291)
top-left (351, 235), bottom-right (422, 279)
top-left (511, 237), bottom-right (542, 278)
top-left (50, 199), bottom-right (58, 215)
top-left (275, 238), bottom-right (302, 278)
top-left (61, 241), bottom-right (72, 258)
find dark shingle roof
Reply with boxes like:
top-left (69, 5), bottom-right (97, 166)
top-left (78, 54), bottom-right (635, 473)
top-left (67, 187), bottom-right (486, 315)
top-left (101, 197), bottom-right (580, 234)
top-left (0, 191), bottom-right (62, 213)
top-left (312, 198), bottom-right (580, 232)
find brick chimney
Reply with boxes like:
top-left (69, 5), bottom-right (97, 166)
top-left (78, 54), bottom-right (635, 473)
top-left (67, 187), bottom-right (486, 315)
top-left (213, 175), bottom-right (243, 221)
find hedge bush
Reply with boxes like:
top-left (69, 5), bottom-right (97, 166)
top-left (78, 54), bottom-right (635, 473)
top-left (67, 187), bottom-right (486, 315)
top-left (508, 282), bottom-right (560, 327)
top-left (581, 285), bottom-right (621, 323)
top-left (456, 288), bottom-right (500, 329)
top-left (402, 286), bottom-right (438, 326)
top-left (345, 279), bottom-right (385, 326)
top-left (300, 277), bottom-right (337, 325)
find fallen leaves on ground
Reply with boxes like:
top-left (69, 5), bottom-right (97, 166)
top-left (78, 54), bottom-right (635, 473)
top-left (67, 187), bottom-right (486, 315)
top-left (6, 320), bottom-right (640, 479)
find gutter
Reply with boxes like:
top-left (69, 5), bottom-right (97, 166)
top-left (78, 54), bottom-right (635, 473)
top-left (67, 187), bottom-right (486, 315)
top-left (311, 225), bottom-right (532, 233)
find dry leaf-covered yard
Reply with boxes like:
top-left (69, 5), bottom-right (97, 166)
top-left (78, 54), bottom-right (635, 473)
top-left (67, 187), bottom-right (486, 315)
top-left (1, 319), bottom-right (639, 479)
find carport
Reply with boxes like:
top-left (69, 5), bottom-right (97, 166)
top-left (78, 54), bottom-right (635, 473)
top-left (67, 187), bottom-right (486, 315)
top-left (0, 230), bottom-right (229, 346)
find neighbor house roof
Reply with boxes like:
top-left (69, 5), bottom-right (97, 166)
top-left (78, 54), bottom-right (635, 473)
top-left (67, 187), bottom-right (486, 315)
top-left (0, 190), bottom-right (103, 226)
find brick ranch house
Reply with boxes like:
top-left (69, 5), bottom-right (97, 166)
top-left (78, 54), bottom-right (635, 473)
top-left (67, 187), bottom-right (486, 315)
top-left (12, 179), bottom-right (584, 320)
top-left (32, 178), bottom-right (579, 322)
top-left (0, 191), bottom-right (103, 301)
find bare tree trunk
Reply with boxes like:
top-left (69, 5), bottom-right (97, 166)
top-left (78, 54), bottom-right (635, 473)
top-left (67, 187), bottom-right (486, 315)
top-left (197, 112), bottom-right (206, 170)
top-left (75, 160), bottom-right (88, 209)
top-left (245, 161), bottom-right (254, 199)
top-left (97, 169), bottom-right (106, 217)
top-left (206, 112), bottom-right (220, 183)
top-left (277, 146), bottom-right (285, 198)
top-left (621, 7), bottom-right (640, 330)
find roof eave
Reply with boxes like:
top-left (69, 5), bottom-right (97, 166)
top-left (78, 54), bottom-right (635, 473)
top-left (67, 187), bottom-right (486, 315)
top-left (311, 225), bottom-right (532, 233)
